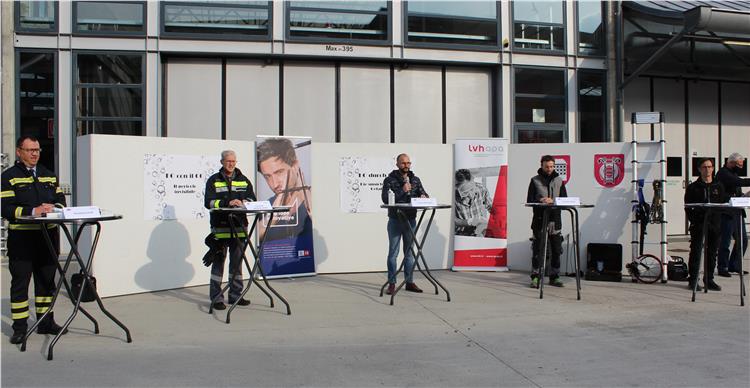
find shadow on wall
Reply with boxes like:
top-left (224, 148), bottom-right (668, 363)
top-left (580, 187), bottom-right (630, 268)
top-left (423, 222), bottom-right (449, 269)
top-left (312, 227), bottom-right (328, 269)
top-left (136, 214), bottom-right (195, 290)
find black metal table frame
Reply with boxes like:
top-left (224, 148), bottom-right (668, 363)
top-left (526, 204), bottom-right (593, 300)
top-left (379, 204), bottom-right (451, 305)
top-left (16, 215), bottom-right (131, 360)
top-left (208, 207), bottom-right (291, 323)
top-left (686, 204), bottom-right (747, 306)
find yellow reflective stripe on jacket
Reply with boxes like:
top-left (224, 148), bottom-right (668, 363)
top-left (214, 182), bottom-right (228, 188)
top-left (14, 207), bottom-right (23, 218)
top-left (233, 181), bottom-right (248, 187)
top-left (35, 296), bottom-right (53, 303)
top-left (12, 311), bottom-right (29, 320)
top-left (56, 188), bottom-right (63, 194)
top-left (9, 223), bottom-right (57, 230)
top-left (9, 177), bottom-right (34, 185)
top-left (37, 177), bottom-right (57, 183)
top-left (1, 190), bottom-right (14, 198)
top-left (212, 200), bottom-right (221, 208)
top-left (213, 232), bottom-right (247, 239)
top-left (11, 301), bottom-right (29, 309)
top-left (36, 306), bottom-right (50, 313)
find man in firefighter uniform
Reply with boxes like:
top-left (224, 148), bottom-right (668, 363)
top-left (204, 150), bottom-right (256, 310)
top-left (1, 136), bottom-right (68, 344)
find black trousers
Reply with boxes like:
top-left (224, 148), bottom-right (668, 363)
top-left (531, 228), bottom-right (563, 278)
top-left (688, 224), bottom-right (719, 281)
top-left (8, 228), bottom-right (59, 331)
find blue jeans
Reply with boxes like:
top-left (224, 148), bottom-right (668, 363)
top-left (718, 214), bottom-right (748, 272)
top-left (387, 217), bottom-right (416, 285)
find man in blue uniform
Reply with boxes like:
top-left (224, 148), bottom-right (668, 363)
top-left (1, 136), bottom-right (67, 344)
top-left (204, 150), bottom-right (256, 310)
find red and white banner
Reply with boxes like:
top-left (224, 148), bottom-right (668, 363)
top-left (452, 139), bottom-right (509, 271)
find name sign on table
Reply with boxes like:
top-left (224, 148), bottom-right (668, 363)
top-left (729, 197), bottom-right (750, 207)
top-left (63, 206), bottom-right (102, 219)
top-left (244, 200), bottom-right (273, 211)
top-left (554, 197), bottom-right (581, 206)
top-left (411, 197), bottom-right (438, 207)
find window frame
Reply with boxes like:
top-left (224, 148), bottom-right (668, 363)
top-left (402, 1), bottom-right (502, 52)
top-left (159, 1), bottom-right (273, 41)
top-left (512, 65), bottom-right (568, 143)
top-left (14, 1), bottom-right (59, 34)
top-left (285, 1), bottom-right (392, 46)
top-left (72, 51), bottom-right (147, 137)
top-left (575, 0), bottom-right (606, 57)
top-left (15, 48), bottom-right (59, 172)
top-left (510, 0), bottom-right (567, 54)
top-left (72, 1), bottom-right (147, 37)
top-left (577, 69), bottom-right (608, 142)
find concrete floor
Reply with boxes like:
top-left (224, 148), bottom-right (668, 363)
top-left (2, 240), bottom-right (749, 388)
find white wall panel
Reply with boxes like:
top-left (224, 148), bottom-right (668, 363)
top-left (340, 64), bottom-right (390, 143)
top-left (721, 83), bottom-right (750, 167)
top-left (654, 78), bottom-right (686, 234)
top-left (165, 58), bottom-right (221, 139)
top-left (283, 62), bottom-right (336, 142)
top-left (445, 67), bottom-right (491, 143)
top-left (226, 59), bottom-right (280, 140)
top-left (394, 65), bottom-right (442, 143)
top-left (687, 81), bottom-right (718, 176)
top-left (622, 77), bottom-right (650, 142)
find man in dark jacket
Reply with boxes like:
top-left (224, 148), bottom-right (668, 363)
top-left (527, 155), bottom-right (568, 288)
top-left (1, 136), bottom-right (68, 344)
top-left (381, 153), bottom-right (428, 295)
top-left (715, 152), bottom-right (750, 277)
top-left (204, 150), bottom-right (256, 310)
top-left (684, 158), bottom-right (726, 291)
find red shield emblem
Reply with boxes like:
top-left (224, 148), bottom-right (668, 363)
top-left (594, 154), bottom-right (624, 187)
top-left (552, 155), bottom-right (571, 184)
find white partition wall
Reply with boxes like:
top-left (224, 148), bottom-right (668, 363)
top-left (78, 135), bottom-right (643, 296)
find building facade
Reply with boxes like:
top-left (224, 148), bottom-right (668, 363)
top-left (1, 0), bottom-right (749, 236)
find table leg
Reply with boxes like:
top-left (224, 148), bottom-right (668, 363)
top-left (222, 214), bottom-right (251, 323)
top-left (406, 209), bottom-right (450, 302)
top-left (566, 209), bottom-right (582, 301)
top-left (253, 213), bottom-right (291, 315)
top-left (737, 214), bottom-right (745, 306)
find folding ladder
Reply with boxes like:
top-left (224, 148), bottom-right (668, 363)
top-left (631, 112), bottom-right (668, 283)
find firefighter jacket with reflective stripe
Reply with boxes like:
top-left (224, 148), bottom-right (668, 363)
top-left (1, 161), bottom-right (66, 230)
top-left (204, 168), bottom-right (256, 238)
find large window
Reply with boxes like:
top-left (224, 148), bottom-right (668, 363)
top-left (15, 1), bottom-right (57, 32)
top-left (73, 1), bottom-right (145, 35)
top-left (514, 67), bottom-right (566, 143)
top-left (578, 70), bottom-right (607, 142)
top-left (513, 1), bottom-right (564, 52)
top-left (577, 1), bottom-right (604, 55)
top-left (161, 1), bottom-right (271, 39)
top-left (406, 1), bottom-right (499, 47)
top-left (75, 53), bottom-right (144, 136)
top-left (287, 1), bottom-right (390, 42)
top-left (17, 51), bottom-right (56, 171)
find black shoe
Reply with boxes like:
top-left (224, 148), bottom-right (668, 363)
top-left (9, 330), bottom-right (26, 345)
top-left (705, 280), bottom-right (722, 291)
top-left (729, 269), bottom-right (749, 275)
top-left (37, 321), bottom-right (68, 336)
top-left (405, 283), bottom-right (423, 293)
top-left (212, 302), bottom-right (226, 311)
top-left (717, 271), bottom-right (732, 278)
top-left (229, 298), bottom-right (250, 306)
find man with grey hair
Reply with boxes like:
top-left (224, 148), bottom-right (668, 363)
top-left (203, 150), bottom-right (256, 310)
top-left (716, 152), bottom-right (750, 277)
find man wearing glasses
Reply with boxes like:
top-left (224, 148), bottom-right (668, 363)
top-left (1, 136), bottom-right (67, 344)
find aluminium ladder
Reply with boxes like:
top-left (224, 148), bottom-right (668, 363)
top-left (631, 112), bottom-right (668, 283)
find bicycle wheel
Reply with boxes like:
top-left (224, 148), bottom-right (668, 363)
top-left (634, 254), bottom-right (663, 284)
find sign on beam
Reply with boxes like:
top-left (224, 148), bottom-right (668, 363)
top-left (632, 112), bottom-right (663, 124)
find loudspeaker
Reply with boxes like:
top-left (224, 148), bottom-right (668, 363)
top-left (585, 243), bottom-right (622, 282)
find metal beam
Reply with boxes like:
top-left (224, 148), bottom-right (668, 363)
top-left (621, 28), bottom-right (688, 89)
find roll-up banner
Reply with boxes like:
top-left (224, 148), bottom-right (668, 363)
top-left (255, 136), bottom-right (316, 278)
top-left (452, 138), bottom-right (509, 271)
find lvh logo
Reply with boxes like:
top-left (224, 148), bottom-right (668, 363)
top-left (468, 144), bottom-right (505, 153)
top-left (594, 154), bottom-right (624, 187)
